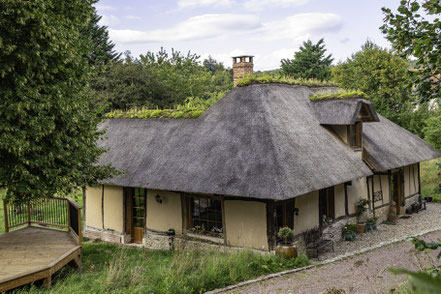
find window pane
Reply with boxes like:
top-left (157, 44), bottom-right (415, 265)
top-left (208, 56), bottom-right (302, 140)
top-left (190, 196), bottom-right (223, 235)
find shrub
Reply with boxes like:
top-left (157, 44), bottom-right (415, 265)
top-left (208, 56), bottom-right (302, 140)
top-left (277, 226), bottom-right (294, 245)
top-left (341, 224), bottom-right (358, 233)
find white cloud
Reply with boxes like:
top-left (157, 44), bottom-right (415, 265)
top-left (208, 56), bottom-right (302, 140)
top-left (243, 0), bottom-right (310, 10)
top-left (125, 15), bottom-right (142, 20)
top-left (99, 14), bottom-right (120, 26)
top-left (256, 13), bottom-right (342, 42)
top-left (178, 0), bottom-right (234, 8)
top-left (110, 14), bottom-right (261, 43)
top-left (94, 4), bottom-right (116, 11)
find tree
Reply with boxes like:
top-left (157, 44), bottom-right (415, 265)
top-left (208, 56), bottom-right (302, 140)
top-left (381, 0), bottom-right (441, 102)
top-left (83, 9), bottom-right (121, 66)
top-left (90, 49), bottom-right (233, 110)
top-left (331, 41), bottom-right (412, 126)
top-left (281, 39), bottom-right (333, 80)
top-left (0, 0), bottom-right (115, 203)
top-left (423, 110), bottom-right (441, 150)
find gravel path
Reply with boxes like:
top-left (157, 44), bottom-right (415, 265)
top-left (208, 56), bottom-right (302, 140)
top-left (229, 202), bottom-right (441, 294)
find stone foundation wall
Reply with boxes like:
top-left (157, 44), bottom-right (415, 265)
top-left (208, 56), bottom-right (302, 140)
top-left (374, 205), bottom-right (389, 223)
top-left (84, 226), bottom-right (124, 243)
top-left (404, 193), bottom-right (420, 208)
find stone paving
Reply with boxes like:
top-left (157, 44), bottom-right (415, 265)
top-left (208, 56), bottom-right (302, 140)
top-left (227, 202), bottom-right (441, 294)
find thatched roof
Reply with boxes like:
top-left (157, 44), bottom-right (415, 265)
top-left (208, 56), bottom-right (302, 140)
top-left (364, 114), bottom-right (441, 171)
top-left (98, 83), bottom-right (440, 200)
top-left (98, 84), bottom-right (373, 200)
top-left (312, 98), bottom-right (379, 125)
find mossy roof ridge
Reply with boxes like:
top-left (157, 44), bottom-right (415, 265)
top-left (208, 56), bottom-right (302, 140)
top-left (310, 90), bottom-right (368, 101)
top-left (106, 108), bottom-right (205, 119)
top-left (236, 75), bottom-right (336, 88)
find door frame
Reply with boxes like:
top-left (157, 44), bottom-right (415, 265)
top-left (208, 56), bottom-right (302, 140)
top-left (124, 187), bottom-right (147, 243)
top-left (319, 187), bottom-right (335, 227)
top-left (390, 170), bottom-right (404, 214)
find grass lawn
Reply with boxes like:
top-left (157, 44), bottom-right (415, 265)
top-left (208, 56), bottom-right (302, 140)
top-left (420, 159), bottom-right (441, 202)
top-left (13, 243), bottom-right (309, 294)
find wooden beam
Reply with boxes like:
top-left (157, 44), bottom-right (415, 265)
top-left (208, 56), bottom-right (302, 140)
top-left (344, 182), bottom-right (349, 216)
top-left (418, 163), bottom-right (421, 195)
top-left (221, 196), bottom-right (227, 246)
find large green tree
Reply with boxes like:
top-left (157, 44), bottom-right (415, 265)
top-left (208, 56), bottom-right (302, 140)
top-left (381, 0), bottom-right (441, 102)
top-left (90, 49), bottom-right (233, 110)
top-left (331, 41), bottom-right (412, 126)
top-left (281, 38), bottom-right (333, 80)
top-left (0, 0), bottom-right (115, 203)
top-left (83, 9), bottom-right (120, 66)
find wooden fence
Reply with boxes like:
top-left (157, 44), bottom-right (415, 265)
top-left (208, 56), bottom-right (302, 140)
top-left (3, 197), bottom-right (82, 244)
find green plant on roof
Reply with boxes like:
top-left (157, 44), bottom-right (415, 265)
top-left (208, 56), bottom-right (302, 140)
top-left (236, 73), bottom-right (336, 87)
top-left (309, 90), bottom-right (369, 101)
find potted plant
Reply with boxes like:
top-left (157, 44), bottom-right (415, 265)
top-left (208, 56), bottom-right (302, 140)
top-left (275, 226), bottom-right (298, 259)
top-left (365, 216), bottom-right (378, 232)
top-left (355, 199), bottom-right (371, 234)
top-left (341, 224), bottom-right (358, 241)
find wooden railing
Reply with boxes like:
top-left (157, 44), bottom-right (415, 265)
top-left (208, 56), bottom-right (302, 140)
top-left (3, 197), bottom-right (82, 244)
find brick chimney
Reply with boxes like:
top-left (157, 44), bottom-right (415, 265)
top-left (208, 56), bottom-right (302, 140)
top-left (232, 55), bottom-right (254, 86)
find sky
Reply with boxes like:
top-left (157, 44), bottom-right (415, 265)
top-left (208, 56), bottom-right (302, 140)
top-left (95, 0), bottom-right (402, 71)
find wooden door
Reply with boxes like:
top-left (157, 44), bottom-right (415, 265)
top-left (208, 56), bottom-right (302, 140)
top-left (131, 188), bottom-right (146, 244)
top-left (319, 187), bottom-right (335, 227)
top-left (391, 172), bottom-right (403, 214)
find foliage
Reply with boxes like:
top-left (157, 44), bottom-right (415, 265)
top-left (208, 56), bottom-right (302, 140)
top-left (399, 102), bottom-right (435, 138)
top-left (331, 41), bottom-right (413, 126)
top-left (236, 73), bottom-right (335, 87)
top-left (82, 8), bottom-right (120, 66)
top-left (390, 237), bottom-right (441, 293)
top-left (106, 108), bottom-right (205, 119)
top-left (309, 90), bottom-right (368, 101)
top-left (381, 0), bottom-right (441, 103)
top-left (277, 226), bottom-right (294, 244)
top-left (421, 159), bottom-right (441, 202)
top-left (366, 216), bottom-right (379, 224)
top-left (423, 110), bottom-right (441, 151)
top-left (0, 0), bottom-right (116, 204)
top-left (281, 38), bottom-right (333, 80)
top-left (14, 243), bottom-right (310, 293)
top-left (355, 199), bottom-right (371, 216)
top-left (341, 224), bottom-right (358, 233)
top-left (89, 49), bottom-right (233, 111)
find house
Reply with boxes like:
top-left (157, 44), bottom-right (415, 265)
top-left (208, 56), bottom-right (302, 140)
top-left (84, 56), bottom-right (441, 251)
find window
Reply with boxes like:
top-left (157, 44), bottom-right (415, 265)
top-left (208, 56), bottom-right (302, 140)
top-left (185, 195), bottom-right (223, 236)
top-left (275, 200), bottom-right (295, 232)
top-left (349, 121), bottom-right (362, 148)
top-left (319, 187), bottom-right (335, 226)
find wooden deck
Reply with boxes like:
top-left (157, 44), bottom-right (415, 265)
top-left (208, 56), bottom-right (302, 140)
top-left (0, 225), bottom-right (81, 291)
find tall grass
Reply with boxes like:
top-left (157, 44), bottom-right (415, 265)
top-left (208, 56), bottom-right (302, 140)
top-left (13, 243), bottom-right (309, 294)
top-left (421, 159), bottom-right (441, 202)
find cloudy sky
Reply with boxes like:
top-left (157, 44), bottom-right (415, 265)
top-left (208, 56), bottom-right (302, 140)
top-left (96, 0), bottom-right (401, 71)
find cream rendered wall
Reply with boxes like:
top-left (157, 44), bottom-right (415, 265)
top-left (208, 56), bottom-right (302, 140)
top-left (332, 125), bottom-right (348, 144)
top-left (103, 186), bottom-right (124, 232)
top-left (372, 174), bottom-right (390, 207)
top-left (85, 186), bottom-right (103, 228)
top-left (404, 164), bottom-right (419, 197)
top-left (334, 184), bottom-right (346, 218)
top-left (146, 190), bottom-right (182, 234)
top-left (347, 177), bottom-right (369, 214)
top-left (224, 200), bottom-right (268, 251)
top-left (294, 191), bottom-right (319, 234)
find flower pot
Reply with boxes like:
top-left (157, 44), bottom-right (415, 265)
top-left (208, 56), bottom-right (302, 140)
top-left (342, 231), bottom-right (357, 241)
top-left (365, 222), bottom-right (377, 233)
top-left (356, 223), bottom-right (366, 234)
top-left (275, 244), bottom-right (298, 259)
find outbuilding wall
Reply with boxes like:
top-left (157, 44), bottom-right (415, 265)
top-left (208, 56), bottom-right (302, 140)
top-left (224, 200), bottom-right (268, 251)
top-left (346, 177), bottom-right (369, 215)
top-left (404, 164), bottom-right (419, 197)
top-left (146, 190), bottom-right (182, 234)
top-left (85, 186), bottom-right (103, 228)
top-left (294, 191), bottom-right (319, 234)
top-left (103, 186), bottom-right (124, 232)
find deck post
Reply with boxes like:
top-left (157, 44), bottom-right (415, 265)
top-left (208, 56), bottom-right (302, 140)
top-left (77, 207), bottom-right (82, 244)
top-left (3, 200), bottom-right (9, 233)
top-left (27, 205), bottom-right (31, 226)
top-left (42, 275), bottom-right (52, 289)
